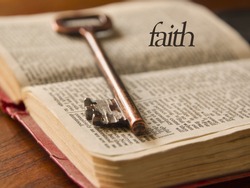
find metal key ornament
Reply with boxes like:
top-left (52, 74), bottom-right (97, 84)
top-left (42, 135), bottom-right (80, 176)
top-left (53, 13), bottom-right (146, 135)
top-left (84, 98), bottom-right (126, 126)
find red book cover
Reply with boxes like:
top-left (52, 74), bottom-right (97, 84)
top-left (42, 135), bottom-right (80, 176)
top-left (0, 88), bottom-right (249, 187)
top-left (0, 88), bottom-right (95, 188)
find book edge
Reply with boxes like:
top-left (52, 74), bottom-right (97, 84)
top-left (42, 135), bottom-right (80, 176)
top-left (1, 87), bottom-right (250, 188)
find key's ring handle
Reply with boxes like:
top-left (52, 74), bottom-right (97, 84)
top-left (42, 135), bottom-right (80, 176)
top-left (52, 13), bottom-right (112, 34)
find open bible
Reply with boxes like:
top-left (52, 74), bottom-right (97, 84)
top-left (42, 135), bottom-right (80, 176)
top-left (0, 1), bottom-right (250, 187)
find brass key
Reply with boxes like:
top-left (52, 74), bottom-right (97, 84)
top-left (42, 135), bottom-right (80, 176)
top-left (53, 13), bottom-right (146, 135)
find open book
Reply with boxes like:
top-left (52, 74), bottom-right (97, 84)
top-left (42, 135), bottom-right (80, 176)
top-left (0, 1), bottom-right (250, 187)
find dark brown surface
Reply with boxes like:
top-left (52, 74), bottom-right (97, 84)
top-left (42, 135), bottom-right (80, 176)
top-left (193, 0), bottom-right (250, 12)
top-left (0, 0), bottom-right (122, 16)
top-left (0, 111), bottom-right (77, 187)
top-left (0, 0), bottom-right (250, 188)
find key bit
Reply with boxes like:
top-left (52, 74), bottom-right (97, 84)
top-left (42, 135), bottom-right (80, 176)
top-left (84, 98), bottom-right (126, 126)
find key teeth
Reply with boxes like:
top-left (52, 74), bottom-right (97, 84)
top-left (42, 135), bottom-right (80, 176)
top-left (92, 112), bottom-right (104, 126)
top-left (109, 98), bottom-right (120, 112)
top-left (85, 108), bottom-right (93, 120)
top-left (84, 98), bottom-right (127, 127)
top-left (84, 97), bottom-right (96, 106)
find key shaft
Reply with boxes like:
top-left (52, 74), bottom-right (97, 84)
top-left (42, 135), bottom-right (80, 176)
top-left (79, 28), bottom-right (145, 135)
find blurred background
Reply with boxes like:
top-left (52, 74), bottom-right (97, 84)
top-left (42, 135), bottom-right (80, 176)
top-left (1, 0), bottom-right (121, 15)
top-left (0, 0), bottom-right (249, 42)
top-left (0, 0), bottom-right (249, 15)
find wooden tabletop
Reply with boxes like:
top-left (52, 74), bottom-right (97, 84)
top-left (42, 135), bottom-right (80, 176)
top-left (0, 111), bottom-right (78, 187)
top-left (0, 0), bottom-right (250, 187)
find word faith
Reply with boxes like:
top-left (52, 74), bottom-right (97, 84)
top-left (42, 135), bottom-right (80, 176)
top-left (149, 21), bottom-right (195, 47)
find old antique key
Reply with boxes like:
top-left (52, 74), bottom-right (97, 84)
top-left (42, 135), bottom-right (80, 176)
top-left (53, 13), bottom-right (146, 135)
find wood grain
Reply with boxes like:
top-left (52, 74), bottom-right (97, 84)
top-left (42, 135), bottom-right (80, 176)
top-left (0, 111), bottom-right (78, 187)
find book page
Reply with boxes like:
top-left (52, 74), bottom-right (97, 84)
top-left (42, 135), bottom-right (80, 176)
top-left (23, 59), bottom-right (250, 156)
top-left (0, 1), bottom-right (249, 88)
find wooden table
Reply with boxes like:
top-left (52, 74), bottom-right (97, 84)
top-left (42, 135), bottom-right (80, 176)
top-left (0, 111), bottom-right (77, 187)
top-left (0, 0), bottom-right (250, 187)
